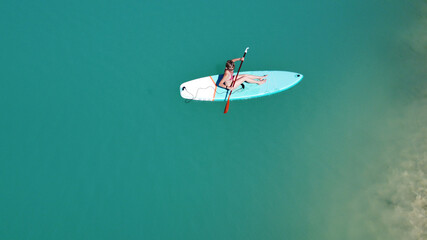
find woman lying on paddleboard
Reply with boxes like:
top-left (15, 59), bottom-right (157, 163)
top-left (218, 58), bottom-right (267, 91)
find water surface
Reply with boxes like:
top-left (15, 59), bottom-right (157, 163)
top-left (1, 0), bottom-right (426, 239)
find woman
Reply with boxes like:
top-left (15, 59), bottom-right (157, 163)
top-left (218, 57), bottom-right (267, 91)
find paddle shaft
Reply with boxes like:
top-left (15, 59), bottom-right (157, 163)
top-left (224, 50), bottom-right (247, 114)
top-left (231, 52), bottom-right (246, 88)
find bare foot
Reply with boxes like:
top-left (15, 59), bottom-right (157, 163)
top-left (258, 74), bottom-right (268, 80)
top-left (257, 79), bottom-right (267, 85)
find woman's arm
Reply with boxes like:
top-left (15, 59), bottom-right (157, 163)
top-left (218, 72), bottom-right (232, 90)
top-left (231, 57), bottom-right (244, 62)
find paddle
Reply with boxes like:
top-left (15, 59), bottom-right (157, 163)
top-left (224, 47), bottom-right (249, 114)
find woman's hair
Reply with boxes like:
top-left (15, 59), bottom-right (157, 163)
top-left (225, 60), bottom-right (235, 70)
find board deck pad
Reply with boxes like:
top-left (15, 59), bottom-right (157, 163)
top-left (180, 71), bottom-right (303, 101)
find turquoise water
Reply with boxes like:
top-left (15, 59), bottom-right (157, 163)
top-left (1, 0), bottom-right (426, 239)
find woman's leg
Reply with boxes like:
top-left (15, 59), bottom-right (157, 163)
top-left (232, 76), bottom-right (266, 89)
top-left (239, 74), bottom-right (268, 80)
top-left (236, 76), bottom-right (266, 84)
top-left (230, 78), bottom-right (246, 90)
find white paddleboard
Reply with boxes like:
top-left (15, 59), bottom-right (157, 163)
top-left (180, 71), bottom-right (303, 101)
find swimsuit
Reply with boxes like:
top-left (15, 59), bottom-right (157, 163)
top-left (225, 69), bottom-right (234, 86)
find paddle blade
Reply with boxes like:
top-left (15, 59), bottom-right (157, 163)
top-left (224, 100), bottom-right (230, 114)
